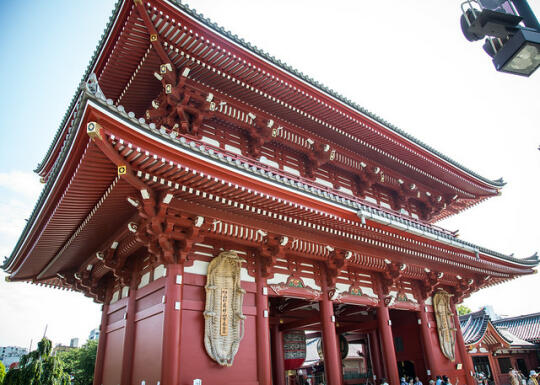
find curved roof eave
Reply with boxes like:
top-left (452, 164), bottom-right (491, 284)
top-left (3, 91), bottom-right (92, 274)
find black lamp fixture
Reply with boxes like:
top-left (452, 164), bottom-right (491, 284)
top-left (493, 29), bottom-right (540, 75)
top-left (460, 0), bottom-right (540, 76)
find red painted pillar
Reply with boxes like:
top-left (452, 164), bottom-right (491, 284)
top-left (369, 330), bottom-right (383, 381)
top-left (452, 301), bottom-right (475, 385)
top-left (120, 275), bottom-right (138, 385)
top-left (417, 300), bottom-right (443, 377)
top-left (375, 273), bottom-right (400, 385)
top-left (319, 268), bottom-right (343, 385)
top-left (161, 263), bottom-right (183, 385)
top-left (487, 352), bottom-right (500, 385)
top-left (93, 303), bottom-right (109, 385)
top-left (272, 324), bottom-right (286, 385)
top-left (256, 263), bottom-right (272, 385)
top-left (376, 305), bottom-right (400, 385)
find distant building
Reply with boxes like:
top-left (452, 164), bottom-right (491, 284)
top-left (70, 338), bottom-right (79, 348)
top-left (0, 346), bottom-right (28, 369)
top-left (88, 328), bottom-right (100, 341)
top-left (460, 309), bottom-right (539, 385)
top-left (53, 342), bottom-right (77, 355)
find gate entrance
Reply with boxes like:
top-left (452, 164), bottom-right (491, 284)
top-left (269, 295), bottom-right (379, 385)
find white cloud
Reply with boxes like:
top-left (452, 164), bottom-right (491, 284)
top-left (0, 171), bottom-right (42, 200)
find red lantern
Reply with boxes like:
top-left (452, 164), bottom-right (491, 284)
top-left (283, 330), bottom-right (306, 370)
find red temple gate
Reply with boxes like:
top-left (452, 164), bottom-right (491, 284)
top-left (3, 1), bottom-right (538, 385)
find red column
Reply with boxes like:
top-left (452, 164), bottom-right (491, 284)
top-left (272, 324), bottom-right (286, 385)
top-left (161, 263), bottom-right (183, 385)
top-left (417, 300), bottom-right (443, 377)
top-left (369, 330), bottom-right (383, 381)
top-left (487, 351), bottom-right (500, 385)
top-left (319, 268), bottom-right (343, 385)
top-left (120, 274), bottom-right (138, 385)
top-left (376, 305), bottom-right (400, 385)
top-left (93, 303), bottom-right (109, 385)
top-left (452, 301), bottom-right (475, 385)
top-left (256, 265), bottom-right (272, 385)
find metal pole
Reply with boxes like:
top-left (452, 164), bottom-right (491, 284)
top-left (512, 0), bottom-right (540, 30)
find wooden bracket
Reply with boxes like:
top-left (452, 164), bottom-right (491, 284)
top-left (381, 261), bottom-right (405, 295)
top-left (258, 233), bottom-right (286, 278)
top-left (326, 249), bottom-right (348, 288)
top-left (420, 270), bottom-right (442, 300)
top-left (304, 141), bottom-right (334, 179)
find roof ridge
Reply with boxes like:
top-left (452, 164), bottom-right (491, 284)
top-left (493, 312), bottom-right (540, 323)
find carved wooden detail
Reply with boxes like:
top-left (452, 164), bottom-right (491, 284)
top-left (420, 270), bottom-right (443, 300)
top-left (326, 249), bottom-right (348, 288)
top-left (380, 261), bottom-right (405, 295)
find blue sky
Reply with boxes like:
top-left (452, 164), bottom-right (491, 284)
top-left (0, 1), bottom-right (115, 348)
top-left (0, 1), bottom-right (539, 347)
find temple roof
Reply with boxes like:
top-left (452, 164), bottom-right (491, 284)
top-left (493, 312), bottom-right (540, 344)
top-left (36, 0), bottom-right (504, 209)
top-left (460, 309), bottom-right (509, 346)
top-left (3, 0), bottom-right (538, 292)
top-left (459, 309), bottom-right (535, 349)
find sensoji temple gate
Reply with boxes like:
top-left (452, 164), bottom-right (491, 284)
top-left (3, 1), bottom-right (538, 385)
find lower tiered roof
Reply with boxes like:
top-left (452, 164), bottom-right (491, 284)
top-left (3, 87), bottom-right (537, 295)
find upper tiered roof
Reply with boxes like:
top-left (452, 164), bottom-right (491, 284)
top-left (35, 0), bottom-right (505, 223)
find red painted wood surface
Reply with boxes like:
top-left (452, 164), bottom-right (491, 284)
top-left (377, 305), bottom-right (400, 385)
top-left (320, 267), bottom-right (344, 385)
top-left (256, 271), bottom-right (272, 385)
top-left (161, 264), bottom-right (183, 385)
top-left (93, 304), bottom-right (108, 385)
top-left (391, 309), bottom-right (427, 381)
top-left (417, 302), bottom-right (444, 377)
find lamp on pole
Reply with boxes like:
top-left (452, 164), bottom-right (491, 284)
top-left (460, 0), bottom-right (540, 76)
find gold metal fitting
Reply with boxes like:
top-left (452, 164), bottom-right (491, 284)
top-left (150, 34), bottom-right (158, 42)
top-left (329, 149), bottom-right (336, 161)
top-left (118, 165), bottom-right (127, 176)
top-left (86, 121), bottom-right (103, 140)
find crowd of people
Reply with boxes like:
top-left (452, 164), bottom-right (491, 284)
top-left (374, 369), bottom-right (540, 385)
top-left (377, 374), bottom-right (456, 385)
top-left (508, 367), bottom-right (538, 385)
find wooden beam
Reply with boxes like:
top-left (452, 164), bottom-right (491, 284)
top-left (279, 315), bottom-right (321, 332)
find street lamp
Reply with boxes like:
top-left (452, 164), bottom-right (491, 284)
top-left (493, 29), bottom-right (540, 75)
top-left (460, 0), bottom-right (540, 76)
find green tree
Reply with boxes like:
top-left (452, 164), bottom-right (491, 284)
top-left (3, 338), bottom-right (70, 385)
top-left (0, 360), bottom-right (6, 384)
top-left (57, 340), bottom-right (97, 385)
top-left (457, 304), bottom-right (472, 315)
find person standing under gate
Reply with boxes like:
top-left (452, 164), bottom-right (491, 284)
top-left (528, 371), bottom-right (538, 385)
